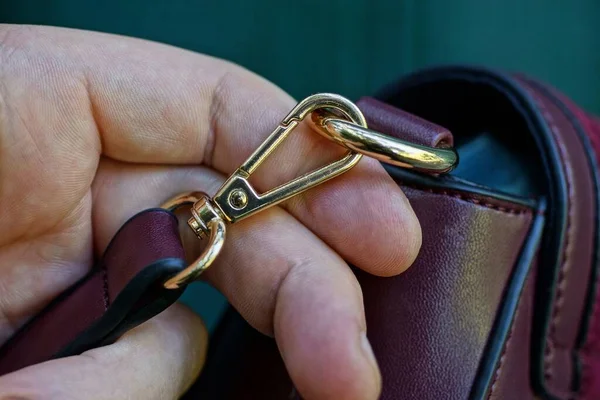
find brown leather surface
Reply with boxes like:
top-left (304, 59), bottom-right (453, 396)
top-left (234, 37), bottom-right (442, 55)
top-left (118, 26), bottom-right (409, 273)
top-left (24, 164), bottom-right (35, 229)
top-left (188, 74), bottom-right (600, 399)
top-left (515, 78), bottom-right (597, 396)
top-left (0, 209), bottom-right (184, 375)
top-left (0, 273), bottom-right (107, 375)
top-left (104, 213), bottom-right (184, 299)
top-left (354, 185), bottom-right (533, 400)
top-left (357, 97), bottom-right (454, 148)
top-left (486, 261), bottom-right (537, 400)
top-left (185, 182), bottom-right (535, 400)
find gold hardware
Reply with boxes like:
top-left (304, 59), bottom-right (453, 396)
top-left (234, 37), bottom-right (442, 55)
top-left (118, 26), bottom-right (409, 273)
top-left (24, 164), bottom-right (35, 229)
top-left (310, 111), bottom-right (458, 173)
top-left (163, 217), bottom-right (226, 289)
top-left (161, 93), bottom-right (459, 289)
top-left (162, 94), bottom-right (367, 288)
top-left (161, 192), bottom-right (227, 289)
top-left (210, 93), bottom-right (366, 224)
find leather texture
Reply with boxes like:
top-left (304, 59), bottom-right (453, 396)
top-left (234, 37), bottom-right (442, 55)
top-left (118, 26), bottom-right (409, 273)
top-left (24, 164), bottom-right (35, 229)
top-left (357, 96), bottom-right (454, 148)
top-left (0, 208), bottom-right (186, 375)
top-left (377, 67), bottom-right (600, 399)
top-left (514, 77), bottom-right (596, 398)
top-left (566, 105), bottom-right (600, 400)
top-left (187, 67), bottom-right (600, 400)
top-left (485, 267), bottom-right (537, 400)
top-left (357, 185), bottom-right (534, 400)
top-left (188, 179), bottom-right (537, 400)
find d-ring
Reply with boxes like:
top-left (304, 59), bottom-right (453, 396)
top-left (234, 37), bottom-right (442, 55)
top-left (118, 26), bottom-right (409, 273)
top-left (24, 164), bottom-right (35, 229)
top-left (310, 111), bottom-right (458, 173)
top-left (161, 192), bottom-right (227, 289)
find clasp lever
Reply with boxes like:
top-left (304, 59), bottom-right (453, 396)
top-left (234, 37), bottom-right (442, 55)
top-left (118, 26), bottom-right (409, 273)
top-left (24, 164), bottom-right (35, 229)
top-left (163, 94), bottom-right (367, 289)
top-left (162, 93), bottom-right (459, 289)
top-left (212, 93), bottom-right (367, 224)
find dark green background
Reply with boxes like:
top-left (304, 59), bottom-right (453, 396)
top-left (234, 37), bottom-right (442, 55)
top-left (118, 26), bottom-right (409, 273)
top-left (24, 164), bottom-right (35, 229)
top-left (3, 0), bottom-right (599, 329)
top-left (2, 1), bottom-right (599, 111)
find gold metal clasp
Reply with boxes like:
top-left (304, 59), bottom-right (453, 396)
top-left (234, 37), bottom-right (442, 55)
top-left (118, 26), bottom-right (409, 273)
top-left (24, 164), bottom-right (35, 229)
top-left (162, 94), bottom-right (367, 289)
top-left (162, 93), bottom-right (460, 289)
top-left (161, 192), bottom-right (226, 289)
top-left (212, 93), bottom-right (367, 224)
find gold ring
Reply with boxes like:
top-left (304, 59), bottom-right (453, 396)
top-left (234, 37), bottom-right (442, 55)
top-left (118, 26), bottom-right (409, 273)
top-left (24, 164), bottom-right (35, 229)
top-left (161, 192), bottom-right (226, 289)
top-left (311, 111), bottom-right (458, 173)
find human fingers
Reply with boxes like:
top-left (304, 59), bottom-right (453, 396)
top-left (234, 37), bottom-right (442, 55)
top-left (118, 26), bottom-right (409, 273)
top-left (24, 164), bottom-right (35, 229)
top-left (0, 304), bottom-right (207, 400)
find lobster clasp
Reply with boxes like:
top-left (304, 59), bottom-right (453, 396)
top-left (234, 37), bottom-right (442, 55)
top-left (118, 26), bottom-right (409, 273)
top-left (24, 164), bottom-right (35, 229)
top-left (162, 92), bottom-right (459, 289)
top-left (161, 94), bottom-right (367, 289)
top-left (211, 93), bottom-right (367, 224)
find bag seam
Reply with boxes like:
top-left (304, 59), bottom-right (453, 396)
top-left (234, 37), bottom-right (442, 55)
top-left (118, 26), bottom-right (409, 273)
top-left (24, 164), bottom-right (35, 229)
top-left (577, 114), bottom-right (600, 399)
top-left (401, 183), bottom-right (535, 215)
top-left (525, 88), bottom-right (575, 382)
top-left (101, 266), bottom-right (109, 310)
top-left (487, 279), bottom-right (528, 399)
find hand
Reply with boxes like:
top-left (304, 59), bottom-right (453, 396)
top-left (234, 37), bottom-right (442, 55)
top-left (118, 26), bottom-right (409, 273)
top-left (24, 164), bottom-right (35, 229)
top-left (0, 25), bottom-right (421, 399)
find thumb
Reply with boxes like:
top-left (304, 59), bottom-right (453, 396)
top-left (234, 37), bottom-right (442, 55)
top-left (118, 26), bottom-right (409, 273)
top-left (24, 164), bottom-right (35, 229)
top-left (0, 304), bottom-right (206, 400)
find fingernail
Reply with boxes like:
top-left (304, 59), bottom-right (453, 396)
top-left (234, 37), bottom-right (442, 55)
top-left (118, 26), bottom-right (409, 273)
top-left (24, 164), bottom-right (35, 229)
top-left (361, 332), bottom-right (382, 394)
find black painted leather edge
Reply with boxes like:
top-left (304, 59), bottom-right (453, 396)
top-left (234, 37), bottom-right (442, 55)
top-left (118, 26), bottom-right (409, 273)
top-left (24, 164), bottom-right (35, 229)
top-left (384, 165), bottom-right (538, 209)
top-left (0, 208), bottom-right (185, 361)
top-left (0, 259), bottom-right (97, 360)
top-left (55, 257), bottom-right (186, 358)
top-left (55, 205), bottom-right (186, 356)
top-left (470, 199), bottom-right (546, 399)
top-left (377, 65), bottom-right (568, 400)
top-left (521, 77), bottom-right (600, 392)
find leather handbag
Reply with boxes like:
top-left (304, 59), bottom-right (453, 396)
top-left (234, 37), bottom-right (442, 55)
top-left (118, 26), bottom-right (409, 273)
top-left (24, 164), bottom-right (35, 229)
top-left (1, 65), bottom-right (599, 400)
top-left (187, 66), bottom-right (600, 400)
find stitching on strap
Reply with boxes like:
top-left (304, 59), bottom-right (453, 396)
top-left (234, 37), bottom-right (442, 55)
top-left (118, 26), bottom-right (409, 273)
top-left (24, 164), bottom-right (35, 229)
top-left (578, 114), bottom-right (600, 400)
top-left (101, 266), bottom-right (109, 310)
top-left (401, 184), bottom-right (535, 215)
top-left (525, 88), bottom-right (575, 380)
top-left (487, 279), bottom-right (529, 399)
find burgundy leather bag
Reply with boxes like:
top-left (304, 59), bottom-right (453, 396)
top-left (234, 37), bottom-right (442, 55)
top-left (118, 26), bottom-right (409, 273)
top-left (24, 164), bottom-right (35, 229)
top-left (1, 66), bottom-right (599, 400)
top-left (187, 66), bottom-right (600, 400)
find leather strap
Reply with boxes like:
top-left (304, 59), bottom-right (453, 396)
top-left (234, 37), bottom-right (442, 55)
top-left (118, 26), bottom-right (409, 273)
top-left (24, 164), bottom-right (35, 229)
top-left (0, 208), bottom-right (186, 375)
top-left (357, 96), bottom-right (454, 148)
